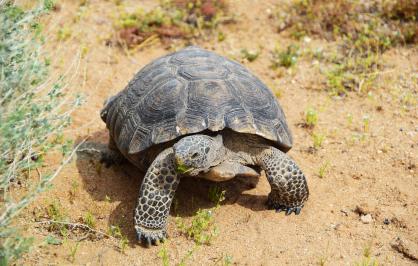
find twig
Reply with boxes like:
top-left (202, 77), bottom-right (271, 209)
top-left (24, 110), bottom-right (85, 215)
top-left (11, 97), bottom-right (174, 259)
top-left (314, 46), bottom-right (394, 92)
top-left (34, 220), bottom-right (118, 242)
top-left (36, 168), bottom-right (42, 182)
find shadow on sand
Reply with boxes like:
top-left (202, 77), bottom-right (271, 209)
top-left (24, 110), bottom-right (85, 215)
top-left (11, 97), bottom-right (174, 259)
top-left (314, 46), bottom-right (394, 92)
top-left (75, 130), bottom-right (268, 244)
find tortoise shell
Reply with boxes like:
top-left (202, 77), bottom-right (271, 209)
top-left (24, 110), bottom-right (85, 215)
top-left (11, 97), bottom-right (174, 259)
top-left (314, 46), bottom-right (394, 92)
top-left (101, 46), bottom-right (293, 155)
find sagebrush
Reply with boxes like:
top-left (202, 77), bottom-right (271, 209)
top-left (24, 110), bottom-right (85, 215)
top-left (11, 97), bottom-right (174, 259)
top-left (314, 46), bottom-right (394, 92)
top-left (0, 1), bottom-right (81, 264)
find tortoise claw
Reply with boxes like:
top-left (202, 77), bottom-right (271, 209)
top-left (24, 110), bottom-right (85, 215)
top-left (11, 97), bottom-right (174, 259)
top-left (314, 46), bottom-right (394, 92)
top-left (135, 225), bottom-right (167, 247)
top-left (283, 205), bottom-right (304, 215)
top-left (266, 198), bottom-right (304, 215)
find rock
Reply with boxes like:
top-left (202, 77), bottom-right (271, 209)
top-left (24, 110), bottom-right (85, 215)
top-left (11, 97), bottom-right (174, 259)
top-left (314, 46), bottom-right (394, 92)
top-left (360, 214), bottom-right (373, 224)
top-left (391, 237), bottom-right (418, 261)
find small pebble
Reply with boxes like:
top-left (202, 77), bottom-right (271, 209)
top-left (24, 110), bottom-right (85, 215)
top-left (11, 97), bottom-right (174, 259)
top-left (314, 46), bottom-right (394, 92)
top-left (360, 214), bottom-right (373, 224)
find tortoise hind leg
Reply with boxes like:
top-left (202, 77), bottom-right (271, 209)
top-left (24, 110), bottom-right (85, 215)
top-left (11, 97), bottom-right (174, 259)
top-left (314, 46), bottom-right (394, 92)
top-left (257, 147), bottom-right (309, 215)
top-left (100, 134), bottom-right (126, 167)
top-left (134, 148), bottom-right (180, 246)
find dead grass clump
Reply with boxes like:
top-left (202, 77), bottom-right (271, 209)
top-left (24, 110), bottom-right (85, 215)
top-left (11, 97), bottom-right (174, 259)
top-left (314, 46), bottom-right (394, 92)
top-left (275, 0), bottom-right (418, 51)
top-left (114, 0), bottom-right (231, 47)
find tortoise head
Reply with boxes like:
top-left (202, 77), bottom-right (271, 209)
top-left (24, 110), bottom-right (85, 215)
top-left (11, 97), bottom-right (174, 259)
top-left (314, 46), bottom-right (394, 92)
top-left (173, 134), bottom-right (224, 176)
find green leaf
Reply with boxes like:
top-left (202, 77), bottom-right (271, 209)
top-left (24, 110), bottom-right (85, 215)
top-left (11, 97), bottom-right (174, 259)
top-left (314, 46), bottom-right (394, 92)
top-left (45, 235), bottom-right (62, 245)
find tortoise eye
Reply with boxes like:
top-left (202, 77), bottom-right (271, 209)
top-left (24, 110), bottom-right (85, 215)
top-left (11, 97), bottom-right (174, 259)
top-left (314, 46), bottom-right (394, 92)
top-left (191, 152), bottom-right (199, 159)
top-left (204, 147), bottom-right (210, 154)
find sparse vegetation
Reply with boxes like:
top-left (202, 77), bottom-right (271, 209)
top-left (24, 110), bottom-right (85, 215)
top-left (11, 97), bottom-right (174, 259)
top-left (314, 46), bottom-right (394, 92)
top-left (69, 181), bottom-right (79, 203)
top-left (108, 225), bottom-right (129, 253)
top-left (45, 235), bottom-right (62, 246)
top-left (176, 207), bottom-right (220, 245)
top-left (46, 201), bottom-right (69, 236)
top-left (208, 185), bottom-right (226, 204)
top-left (83, 211), bottom-right (96, 229)
top-left (158, 242), bottom-right (170, 266)
top-left (271, 44), bottom-right (300, 68)
top-left (169, 189), bottom-right (225, 264)
top-left (305, 107), bottom-right (318, 128)
top-left (68, 241), bottom-right (80, 263)
top-left (115, 0), bottom-right (232, 47)
top-left (241, 48), bottom-right (260, 62)
top-left (0, 1), bottom-right (81, 263)
top-left (312, 132), bottom-right (326, 149)
top-left (274, 0), bottom-right (417, 96)
top-left (354, 245), bottom-right (379, 266)
top-left (176, 187), bottom-right (225, 245)
top-left (362, 115), bottom-right (371, 132)
top-left (274, 0), bottom-right (417, 46)
top-left (57, 24), bottom-right (72, 41)
top-left (318, 161), bottom-right (330, 178)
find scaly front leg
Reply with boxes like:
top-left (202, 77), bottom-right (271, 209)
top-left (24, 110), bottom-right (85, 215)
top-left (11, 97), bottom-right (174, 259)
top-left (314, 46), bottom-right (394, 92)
top-left (134, 148), bottom-right (180, 246)
top-left (257, 147), bottom-right (309, 215)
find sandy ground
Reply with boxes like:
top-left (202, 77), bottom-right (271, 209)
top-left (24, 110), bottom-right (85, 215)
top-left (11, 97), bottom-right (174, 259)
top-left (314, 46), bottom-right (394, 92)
top-left (17, 0), bottom-right (417, 265)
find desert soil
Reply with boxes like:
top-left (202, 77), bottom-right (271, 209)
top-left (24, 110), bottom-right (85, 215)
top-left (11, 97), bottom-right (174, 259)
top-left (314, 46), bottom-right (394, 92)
top-left (17, 0), bottom-right (417, 265)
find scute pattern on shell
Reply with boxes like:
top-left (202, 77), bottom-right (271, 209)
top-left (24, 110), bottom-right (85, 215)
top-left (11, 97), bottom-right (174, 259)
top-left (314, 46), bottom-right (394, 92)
top-left (102, 46), bottom-right (293, 155)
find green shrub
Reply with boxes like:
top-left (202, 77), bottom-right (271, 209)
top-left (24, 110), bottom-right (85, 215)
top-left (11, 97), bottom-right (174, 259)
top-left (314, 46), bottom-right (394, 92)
top-left (0, 1), bottom-right (81, 264)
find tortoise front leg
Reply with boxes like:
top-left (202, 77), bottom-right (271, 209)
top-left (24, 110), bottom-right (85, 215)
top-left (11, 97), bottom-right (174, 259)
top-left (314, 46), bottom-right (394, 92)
top-left (134, 148), bottom-right (180, 246)
top-left (257, 147), bottom-right (309, 215)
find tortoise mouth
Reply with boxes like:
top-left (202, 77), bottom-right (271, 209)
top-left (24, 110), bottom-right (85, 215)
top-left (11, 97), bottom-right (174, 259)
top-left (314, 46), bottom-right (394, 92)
top-left (175, 158), bottom-right (193, 174)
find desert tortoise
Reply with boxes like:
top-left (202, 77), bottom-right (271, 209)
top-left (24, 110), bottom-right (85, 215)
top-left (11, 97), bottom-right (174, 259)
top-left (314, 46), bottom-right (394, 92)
top-left (100, 46), bottom-right (309, 246)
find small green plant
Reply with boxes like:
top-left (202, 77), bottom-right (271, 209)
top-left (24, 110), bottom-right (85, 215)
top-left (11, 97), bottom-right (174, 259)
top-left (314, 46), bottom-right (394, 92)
top-left (217, 31), bottom-right (226, 42)
top-left (45, 235), bottom-right (62, 246)
top-left (208, 185), bottom-right (226, 204)
top-left (178, 245), bottom-right (199, 266)
top-left (222, 254), bottom-right (233, 266)
top-left (69, 181), bottom-right (79, 203)
top-left (318, 161), bottom-right (330, 178)
top-left (312, 132), bottom-right (325, 149)
top-left (104, 195), bottom-right (111, 202)
top-left (176, 189), bottom-right (225, 245)
top-left (68, 242), bottom-right (80, 263)
top-left (271, 44), bottom-right (299, 69)
top-left (57, 25), bottom-right (72, 41)
top-left (362, 115), bottom-right (370, 132)
top-left (83, 211), bottom-right (96, 228)
top-left (305, 108), bottom-right (318, 128)
top-left (176, 209), bottom-right (219, 245)
top-left (241, 48), bottom-right (260, 62)
top-left (354, 245), bottom-right (379, 266)
top-left (346, 113), bottom-right (353, 126)
top-left (158, 242), bottom-right (170, 266)
top-left (46, 201), bottom-right (69, 236)
top-left (108, 225), bottom-right (129, 253)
